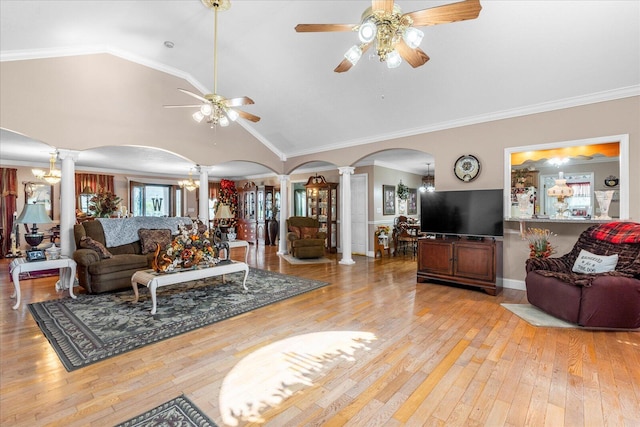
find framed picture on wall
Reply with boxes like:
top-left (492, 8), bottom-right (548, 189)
top-left (407, 188), bottom-right (418, 215)
top-left (383, 185), bottom-right (395, 215)
top-left (25, 182), bottom-right (54, 219)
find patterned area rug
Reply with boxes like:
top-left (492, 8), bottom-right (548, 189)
top-left (115, 395), bottom-right (217, 427)
top-left (29, 268), bottom-right (329, 371)
top-left (280, 254), bottom-right (333, 265)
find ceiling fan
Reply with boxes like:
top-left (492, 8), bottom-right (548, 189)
top-left (295, 0), bottom-right (482, 72)
top-left (164, 0), bottom-right (260, 127)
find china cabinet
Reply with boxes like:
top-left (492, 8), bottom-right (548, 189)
top-left (305, 174), bottom-right (338, 253)
top-left (237, 182), bottom-right (257, 243)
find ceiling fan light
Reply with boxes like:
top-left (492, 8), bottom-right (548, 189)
top-left (226, 109), bottom-right (239, 122)
top-left (403, 27), bottom-right (424, 49)
top-left (192, 111), bottom-right (205, 123)
top-left (386, 50), bottom-right (402, 68)
top-left (200, 103), bottom-right (213, 116)
top-left (219, 115), bottom-right (230, 127)
top-left (358, 21), bottom-right (376, 43)
top-left (344, 45), bottom-right (362, 65)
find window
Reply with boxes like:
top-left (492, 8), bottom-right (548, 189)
top-left (130, 182), bottom-right (181, 217)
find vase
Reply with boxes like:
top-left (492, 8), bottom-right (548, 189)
top-left (268, 219), bottom-right (279, 246)
top-left (517, 193), bottom-right (531, 218)
top-left (398, 199), bottom-right (407, 215)
top-left (594, 190), bottom-right (614, 220)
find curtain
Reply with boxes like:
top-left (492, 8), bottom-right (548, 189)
top-left (74, 173), bottom-right (114, 209)
top-left (209, 182), bottom-right (220, 201)
top-left (0, 168), bottom-right (18, 257)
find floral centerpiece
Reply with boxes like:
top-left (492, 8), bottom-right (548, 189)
top-left (164, 224), bottom-right (218, 270)
top-left (89, 189), bottom-right (122, 218)
top-left (375, 225), bottom-right (390, 237)
top-left (524, 227), bottom-right (557, 258)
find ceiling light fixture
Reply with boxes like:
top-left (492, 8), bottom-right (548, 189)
top-left (295, 0), bottom-right (482, 73)
top-left (32, 152), bottom-right (61, 184)
top-left (178, 168), bottom-right (200, 192)
top-left (419, 163), bottom-right (435, 193)
top-left (164, 0), bottom-right (260, 129)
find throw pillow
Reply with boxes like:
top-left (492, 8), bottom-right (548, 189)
top-left (300, 226), bottom-right (318, 239)
top-left (288, 225), bottom-right (301, 239)
top-left (138, 228), bottom-right (172, 254)
top-left (572, 249), bottom-right (619, 274)
top-left (79, 236), bottom-right (112, 259)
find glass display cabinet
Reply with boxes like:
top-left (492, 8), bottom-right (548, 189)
top-left (305, 174), bottom-right (338, 253)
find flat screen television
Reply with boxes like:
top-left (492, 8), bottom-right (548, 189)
top-left (420, 189), bottom-right (504, 237)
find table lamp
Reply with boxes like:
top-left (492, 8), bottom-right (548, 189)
top-left (214, 204), bottom-right (234, 264)
top-left (547, 172), bottom-right (574, 219)
top-left (16, 203), bottom-right (52, 261)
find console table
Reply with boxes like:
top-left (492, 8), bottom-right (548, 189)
top-left (9, 257), bottom-right (77, 309)
top-left (131, 261), bottom-right (249, 314)
top-left (417, 237), bottom-right (502, 295)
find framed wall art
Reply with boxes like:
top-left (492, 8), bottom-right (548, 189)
top-left (407, 188), bottom-right (418, 215)
top-left (383, 185), bottom-right (395, 216)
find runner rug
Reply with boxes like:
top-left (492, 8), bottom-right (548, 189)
top-left (29, 268), bottom-right (330, 371)
top-left (115, 395), bottom-right (217, 427)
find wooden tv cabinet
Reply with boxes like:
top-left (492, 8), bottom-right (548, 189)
top-left (417, 236), bottom-right (502, 295)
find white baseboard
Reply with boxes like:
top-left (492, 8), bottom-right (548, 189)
top-left (503, 278), bottom-right (526, 291)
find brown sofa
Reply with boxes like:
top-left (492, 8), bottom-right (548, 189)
top-left (286, 216), bottom-right (326, 259)
top-left (525, 222), bottom-right (640, 329)
top-left (73, 217), bottom-right (193, 294)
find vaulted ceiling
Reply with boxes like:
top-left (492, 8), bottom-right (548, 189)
top-left (1, 1), bottom-right (638, 178)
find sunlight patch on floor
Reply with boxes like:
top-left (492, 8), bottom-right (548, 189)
top-left (219, 331), bottom-right (377, 426)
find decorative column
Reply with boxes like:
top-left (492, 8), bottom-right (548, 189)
top-left (338, 166), bottom-right (355, 265)
top-left (57, 149), bottom-right (80, 257)
top-left (277, 174), bottom-right (289, 255)
top-left (198, 166), bottom-right (209, 224)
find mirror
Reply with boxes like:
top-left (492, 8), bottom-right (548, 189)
top-left (504, 134), bottom-right (629, 220)
top-left (25, 182), bottom-right (54, 219)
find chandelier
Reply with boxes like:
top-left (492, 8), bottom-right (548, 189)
top-left (419, 163), bottom-right (435, 193)
top-left (178, 169), bottom-right (200, 192)
top-left (32, 152), bottom-right (61, 184)
top-left (345, 5), bottom-right (424, 69)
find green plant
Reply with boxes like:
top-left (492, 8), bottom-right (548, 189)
top-left (396, 180), bottom-right (409, 200)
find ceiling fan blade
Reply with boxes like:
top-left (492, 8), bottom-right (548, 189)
top-left (163, 104), bottom-right (202, 108)
top-left (406, 0), bottom-right (482, 26)
top-left (236, 110), bottom-right (261, 123)
top-left (295, 23), bottom-right (357, 32)
top-left (395, 40), bottom-right (430, 68)
top-left (178, 88), bottom-right (208, 103)
top-left (224, 97), bottom-right (254, 107)
top-left (335, 43), bottom-right (372, 73)
top-left (372, 0), bottom-right (394, 13)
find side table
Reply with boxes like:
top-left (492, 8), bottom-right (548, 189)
top-left (9, 257), bottom-right (77, 309)
top-left (227, 240), bottom-right (249, 263)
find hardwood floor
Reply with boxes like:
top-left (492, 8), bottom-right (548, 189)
top-left (1, 246), bottom-right (639, 426)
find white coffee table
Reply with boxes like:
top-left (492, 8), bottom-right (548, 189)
top-left (131, 261), bottom-right (249, 314)
top-left (9, 257), bottom-right (77, 309)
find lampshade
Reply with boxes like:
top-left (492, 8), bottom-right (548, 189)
top-left (547, 172), bottom-right (574, 202)
top-left (358, 21), bottom-right (376, 43)
top-left (215, 204), bottom-right (233, 219)
top-left (344, 45), bottom-right (363, 65)
top-left (386, 50), bottom-right (402, 69)
top-left (403, 27), bottom-right (424, 49)
top-left (16, 203), bottom-right (52, 226)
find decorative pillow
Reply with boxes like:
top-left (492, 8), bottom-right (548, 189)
top-left (79, 236), bottom-right (112, 259)
top-left (572, 249), bottom-right (619, 274)
top-left (138, 228), bottom-right (172, 254)
top-left (300, 226), bottom-right (318, 239)
top-left (288, 225), bottom-right (301, 239)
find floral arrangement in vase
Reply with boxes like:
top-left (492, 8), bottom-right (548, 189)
top-left (524, 227), bottom-right (557, 258)
top-left (89, 188), bottom-right (122, 218)
top-left (375, 225), bottom-right (390, 237)
top-left (163, 224), bottom-right (218, 270)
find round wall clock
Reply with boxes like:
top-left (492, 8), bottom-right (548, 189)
top-left (454, 154), bottom-right (481, 182)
